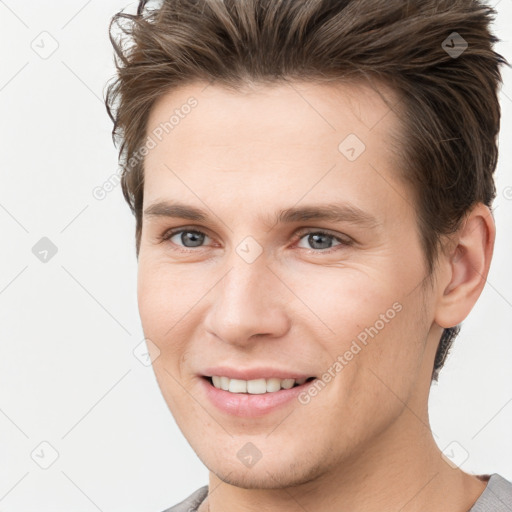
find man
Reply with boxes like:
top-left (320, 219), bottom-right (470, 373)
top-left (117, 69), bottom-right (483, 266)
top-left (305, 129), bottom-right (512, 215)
top-left (105, 0), bottom-right (511, 510)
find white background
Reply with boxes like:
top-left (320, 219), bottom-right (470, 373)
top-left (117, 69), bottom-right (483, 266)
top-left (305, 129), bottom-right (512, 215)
top-left (0, 1), bottom-right (511, 510)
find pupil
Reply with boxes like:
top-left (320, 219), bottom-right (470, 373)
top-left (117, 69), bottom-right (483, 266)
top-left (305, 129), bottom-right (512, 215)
top-left (184, 231), bottom-right (203, 247)
top-left (310, 233), bottom-right (330, 249)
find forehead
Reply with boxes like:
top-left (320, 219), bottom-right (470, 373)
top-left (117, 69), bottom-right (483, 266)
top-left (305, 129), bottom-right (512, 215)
top-left (146, 79), bottom-right (402, 152)
top-left (142, 80), bottom-right (407, 216)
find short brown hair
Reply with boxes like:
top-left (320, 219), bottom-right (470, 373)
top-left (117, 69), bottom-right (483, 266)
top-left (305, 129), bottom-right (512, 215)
top-left (104, 0), bottom-right (507, 379)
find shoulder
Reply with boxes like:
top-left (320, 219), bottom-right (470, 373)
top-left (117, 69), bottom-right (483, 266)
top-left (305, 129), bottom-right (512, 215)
top-left (161, 485), bottom-right (208, 512)
top-left (470, 474), bottom-right (512, 512)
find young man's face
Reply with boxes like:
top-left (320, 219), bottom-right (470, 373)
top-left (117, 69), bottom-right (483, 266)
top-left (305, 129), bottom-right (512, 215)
top-left (137, 80), bottom-right (444, 488)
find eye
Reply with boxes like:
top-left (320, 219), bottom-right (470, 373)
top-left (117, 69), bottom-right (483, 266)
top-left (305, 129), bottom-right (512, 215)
top-left (159, 227), bottom-right (353, 253)
top-left (161, 228), bottom-right (211, 251)
top-left (294, 229), bottom-right (353, 253)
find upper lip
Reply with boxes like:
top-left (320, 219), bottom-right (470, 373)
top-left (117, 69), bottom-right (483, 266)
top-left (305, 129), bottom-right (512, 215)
top-left (201, 366), bottom-right (316, 381)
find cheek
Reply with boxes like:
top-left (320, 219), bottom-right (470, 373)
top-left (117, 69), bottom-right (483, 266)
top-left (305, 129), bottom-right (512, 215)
top-left (137, 262), bottom-right (199, 417)
top-left (336, 293), bottom-right (427, 416)
top-left (136, 261), bottom-right (189, 373)
top-left (294, 267), bottom-right (426, 394)
top-left (137, 258), bottom-right (199, 335)
top-left (285, 267), bottom-right (399, 340)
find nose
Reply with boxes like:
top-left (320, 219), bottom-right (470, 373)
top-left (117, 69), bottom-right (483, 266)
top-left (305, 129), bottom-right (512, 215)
top-left (203, 251), bottom-right (290, 347)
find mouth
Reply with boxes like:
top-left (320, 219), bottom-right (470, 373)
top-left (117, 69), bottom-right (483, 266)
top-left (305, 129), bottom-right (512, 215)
top-left (200, 373), bottom-right (319, 417)
top-left (202, 375), bottom-right (317, 394)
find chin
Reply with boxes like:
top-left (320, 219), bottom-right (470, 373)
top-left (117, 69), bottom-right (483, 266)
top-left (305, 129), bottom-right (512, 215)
top-left (205, 458), bottom-right (328, 490)
top-left (192, 435), bottom-right (336, 490)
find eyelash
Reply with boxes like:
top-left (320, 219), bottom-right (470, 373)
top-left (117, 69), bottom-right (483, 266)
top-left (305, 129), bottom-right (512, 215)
top-left (158, 227), bottom-right (353, 254)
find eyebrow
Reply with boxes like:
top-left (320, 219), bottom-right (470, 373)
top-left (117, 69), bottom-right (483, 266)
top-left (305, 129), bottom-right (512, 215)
top-left (143, 200), bottom-right (380, 229)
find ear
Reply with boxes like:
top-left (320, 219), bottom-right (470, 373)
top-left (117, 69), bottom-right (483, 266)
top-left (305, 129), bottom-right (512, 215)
top-left (434, 203), bottom-right (496, 329)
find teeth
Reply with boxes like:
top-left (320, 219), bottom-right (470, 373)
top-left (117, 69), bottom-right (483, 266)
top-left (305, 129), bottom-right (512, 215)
top-left (209, 376), bottom-right (312, 394)
top-left (281, 378), bottom-right (295, 389)
top-left (228, 379), bottom-right (247, 393)
top-left (247, 378), bottom-right (267, 394)
top-left (220, 376), bottom-right (230, 391)
top-left (266, 378), bottom-right (281, 393)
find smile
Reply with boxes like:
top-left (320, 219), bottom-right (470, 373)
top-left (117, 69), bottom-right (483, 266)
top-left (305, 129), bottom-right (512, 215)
top-left (206, 375), bottom-right (316, 394)
top-left (200, 375), bottom-right (319, 417)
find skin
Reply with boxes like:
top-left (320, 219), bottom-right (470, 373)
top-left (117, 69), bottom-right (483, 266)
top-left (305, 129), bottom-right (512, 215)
top-left (137, 80), bottom-right (495, 512)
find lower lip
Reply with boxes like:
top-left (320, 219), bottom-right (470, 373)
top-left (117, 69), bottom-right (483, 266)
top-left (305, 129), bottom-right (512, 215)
top-left (200, 377), bottom-right (316, 418)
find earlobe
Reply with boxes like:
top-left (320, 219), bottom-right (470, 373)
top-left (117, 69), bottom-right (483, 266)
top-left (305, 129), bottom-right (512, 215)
top-left (434, 203), bottom-right (495, 329)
